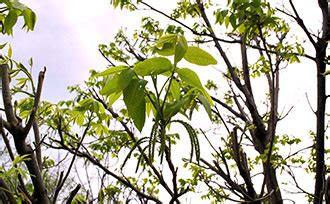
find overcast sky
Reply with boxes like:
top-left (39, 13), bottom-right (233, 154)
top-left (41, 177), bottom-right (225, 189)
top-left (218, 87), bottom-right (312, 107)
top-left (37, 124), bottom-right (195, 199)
top-left (4, 0), bottom-right (132, 101)
top-left (3, 0), bottom-right (182, 103)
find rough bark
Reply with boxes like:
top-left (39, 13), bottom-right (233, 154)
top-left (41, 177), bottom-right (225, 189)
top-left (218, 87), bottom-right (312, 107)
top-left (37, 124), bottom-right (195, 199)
top-left (263, 165), bottom-right (282, 203)
top-left (1, 63), bottom-right (50, 204)
top-left (314, 38), bottom-right (327, 204)
top-left (314, 0), bottom-right (328, 203)
top-left (0, 178), bottom-right (16, 204)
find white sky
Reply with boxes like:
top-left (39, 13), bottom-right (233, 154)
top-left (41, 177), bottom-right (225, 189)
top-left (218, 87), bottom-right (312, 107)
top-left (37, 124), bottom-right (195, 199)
top-left (4, 0), bottom-right (133, 101)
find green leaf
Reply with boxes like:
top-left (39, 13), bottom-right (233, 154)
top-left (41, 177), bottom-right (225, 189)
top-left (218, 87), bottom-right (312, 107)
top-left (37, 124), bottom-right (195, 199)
top-left (28, 57), bottom-right (33, 67)
top-left (100, 69), bottom-right (134, 96)
top-left (177, 68), bottom-right (203, 89)
top-left (100, 75), bottom-right (119, 95)
top-left (174, 35), bottom-right (188, 64)
top-left (0, 43), bottom-right (7, 50)
top-left (22, 9), bottom-right (37, 31)
top-left (155, 34), bottom-right (177, 48)
top-left (200, 88), bottom-right (213, 106)
top-left (237, 23), bottom-right (245, 34)
top-left (146, 99), bottom-right (153, 117)
top-left (8, 44), bottom-right (12, 58)
top-left (12, 0), bottom-right (28, 10)
top-left (177, 68), bottom-right (213, 106)
top-left (224, 16), bottom-right (230, 28)
top-left (155, 34), bottom-right (187, 64)
top-left (134, 57), bottom-right (172, 76)
top-left (155, 43), bottom-right (174, 56)
top-left (4, 10), bottom-right (18, 35)
top-left (198, 94), bottom-right (212, 118)
top-left (94, 66), bottom-right (129, 77)
top-left (98, 189), bottom-right (105, 204)
top-left (107, 91), bottom-right (122, 106)
top-left (322, 70), bottom-right (330, 76)
top-left (77, 98), bottom-right (104, 113)
top-left (164, 97), bottom-right (189, 120)
top-left (215, 10), bottom-right (228, 24)
top-left (184, 46), bottom-right (217, 66)
top-left (170, 80), bottom-right (181, 100)
top-left (72, 195), bottom-right (86, 204)
top-left (229, 14), bottom-right (237, 29)
top-left (117, 69), bottom-right (134, 90)
top-left (123, 79), bottom-right (147, 131)
top-left (145, 92), bottom-right (157, 117)
top-left (67, 110), bottom-right (85, 126)
top-left (13, 155), bottom-right (30, 166)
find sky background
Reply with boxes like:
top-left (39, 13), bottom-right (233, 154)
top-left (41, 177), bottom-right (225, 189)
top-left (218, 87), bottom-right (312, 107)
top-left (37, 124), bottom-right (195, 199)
top-left (1, 0), bottom-right (328, 202)
top-left (4, 0), bottom-right (133, 101)
top-left (4, 0), bottom-right (181, 102)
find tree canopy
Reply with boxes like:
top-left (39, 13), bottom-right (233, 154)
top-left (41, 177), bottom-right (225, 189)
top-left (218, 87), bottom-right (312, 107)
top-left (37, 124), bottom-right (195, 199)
top-left (0, 0), bottom-right (329, 203)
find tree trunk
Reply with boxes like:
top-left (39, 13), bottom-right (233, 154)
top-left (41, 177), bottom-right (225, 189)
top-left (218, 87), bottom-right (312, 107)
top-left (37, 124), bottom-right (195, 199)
top-left (314, 1), bottom-right (328, 202)
top-left (14, 137), bottom-right (50, 204)
top-left (263, 164), bottom-right (282, 203)
top-left (313, 39), bottom-right (327, 204)
top-left (1, 63), bottom-right (50, 204)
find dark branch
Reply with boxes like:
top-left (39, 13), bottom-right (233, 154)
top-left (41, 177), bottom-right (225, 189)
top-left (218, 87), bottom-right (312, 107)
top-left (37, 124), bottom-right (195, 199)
top-left (24, 67), bottom-right (46, 134)
top-left (0, 62), bottom-right (19, 126)
top-left (65, 184), bottom-right (81, 204)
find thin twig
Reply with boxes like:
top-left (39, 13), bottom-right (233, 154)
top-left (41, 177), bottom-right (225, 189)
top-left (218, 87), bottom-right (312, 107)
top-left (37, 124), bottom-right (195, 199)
top-left (305, 93), bottom-right (316, 114)
top-left (52, 119), bottom-right (91, 203)
top-left (98, 48), bottom-right (115, 66)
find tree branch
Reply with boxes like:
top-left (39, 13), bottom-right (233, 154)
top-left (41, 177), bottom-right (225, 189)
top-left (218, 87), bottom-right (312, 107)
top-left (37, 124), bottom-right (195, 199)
top-left (65, 184), bottom-right (81, 204)
top-left (49, 142), bottom-right (162, 204)
top-left (90, 88), bottom-right (175, 197)
top-left (33, 120), bottom-right (42, 171)
top-left (211, 96), bottom-right (247, 122)
top-left (24, 67), bottom-right (46, 134)
top-left (0, 62), bottom-right (19, 127)
top-left (288, 0), bottom-right (317, 47)
top-left (230, 128), bottom-right (257, 200)
top-left (140, 1), bottom-right (240, 44)
top-left (241, 36), bottom-right (253, 96)
top-left (0, 178), bottom-right (17, 204)
top-left (52, 119), bottom-right (90, 203)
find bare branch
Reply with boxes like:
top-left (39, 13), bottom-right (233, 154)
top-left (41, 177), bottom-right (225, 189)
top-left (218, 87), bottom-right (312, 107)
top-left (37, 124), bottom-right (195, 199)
top-left (49, 142), bottom-right (162, 204)
top-left (0, 115), bottom-right (15, 161)
top-left (140, 1), bottom-right (240, 44)
top-left (288, 0), bottom-right (317, 47)
top-left (0, 178), bottom-right (17, 204)
top-left (65, 184), bottom-right (81, 204)
top-left (24, 67), bottom-right (46, 134)
top-left (200, 158), bottom-right (250, 200)
top-left (287, 167), bottom-right (315, 198)
top-left (53, 119), bottom-right (91, 203)
top-left (305, 93), bottom-right (316, 114)
top-left (33, 120), bottom-right (42, 171)
top-left (98, 48), bottom-right (116, 67)
top-left (230, 128), bottom-right (257, 200)
top-left (211, 96), bottom-right (247, 122)
top-left (0, 63), bottom-right (19, 126)
top-left (241, 36), bottom-right (253, 96)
